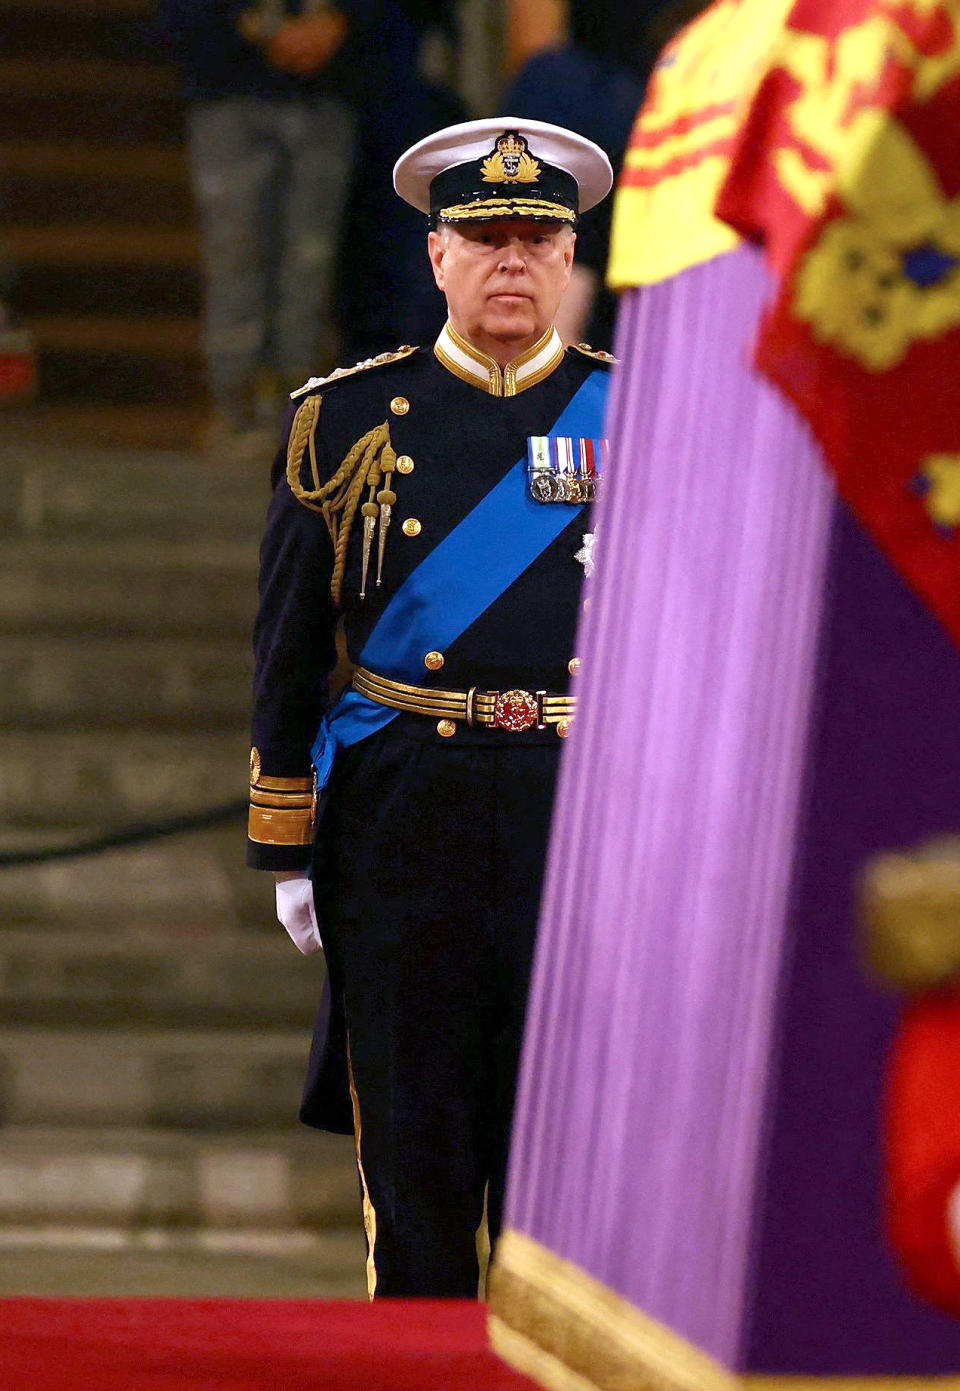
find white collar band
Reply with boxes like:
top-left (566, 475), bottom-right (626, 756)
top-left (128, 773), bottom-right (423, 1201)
top-left (434, 322), bottom-right (564, 397)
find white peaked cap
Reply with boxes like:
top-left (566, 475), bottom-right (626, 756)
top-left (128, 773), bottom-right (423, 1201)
top-left (393, 116), bottom-right (614, 222)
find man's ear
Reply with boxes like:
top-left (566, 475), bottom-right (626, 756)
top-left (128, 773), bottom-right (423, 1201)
top-left (427, 230), bottom-right (446, 292)
top-left (561, 230), bottom-right (576, 290)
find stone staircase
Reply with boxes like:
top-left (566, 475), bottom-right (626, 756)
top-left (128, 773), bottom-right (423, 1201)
top-left (0, 440), bottom-right (364, 1296)
top-left (0, 0), bottom-right (206, 450)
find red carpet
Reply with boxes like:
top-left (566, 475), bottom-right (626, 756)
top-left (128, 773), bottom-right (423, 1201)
top-left (0, 1299), bottom-right (537, 1390)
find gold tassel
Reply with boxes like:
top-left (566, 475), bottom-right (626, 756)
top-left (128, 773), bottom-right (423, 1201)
top-left (376, 443), bottom-right (398, 588)
top-left (862, 837), bottom-right (960, 990)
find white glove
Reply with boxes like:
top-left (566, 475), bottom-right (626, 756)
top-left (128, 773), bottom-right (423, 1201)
top-left (275, 875), bottom-right (323, 955)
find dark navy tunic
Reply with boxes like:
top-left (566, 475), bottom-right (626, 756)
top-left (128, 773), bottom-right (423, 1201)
top-left (248, 336), bottom-right (611, 1296)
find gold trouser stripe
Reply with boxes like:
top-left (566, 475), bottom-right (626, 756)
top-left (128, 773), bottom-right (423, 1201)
top-left (347, 1038), bottom-right (378, 1301)
top-left (489, 1231), bottom-right (960, 1391)
top-left (353, 667), bottom-right (576, 726)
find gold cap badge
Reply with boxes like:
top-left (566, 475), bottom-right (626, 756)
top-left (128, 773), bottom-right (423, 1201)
top-left (481, 132), bottom-right (541, 185)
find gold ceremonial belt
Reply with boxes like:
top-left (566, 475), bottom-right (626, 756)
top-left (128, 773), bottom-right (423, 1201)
top-left (353, 666), bottom-right (577, 737)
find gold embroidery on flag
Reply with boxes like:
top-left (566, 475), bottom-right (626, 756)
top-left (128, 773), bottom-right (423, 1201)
top-left (792, 116), bottom-right (960, 371)
top-left (489, 1229), bottom-right (739, 1391)
top-left (489, 1230), bottom-right (960, 1391)
top-left (919, 454), bottom-right (960, 529)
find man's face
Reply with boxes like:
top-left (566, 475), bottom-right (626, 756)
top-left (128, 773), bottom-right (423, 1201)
top-left (427, 218), bottom-right (575, 360)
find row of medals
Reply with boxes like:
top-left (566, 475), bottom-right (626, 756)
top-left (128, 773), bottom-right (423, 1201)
top-left (529, 471), bottom-right (600, 505)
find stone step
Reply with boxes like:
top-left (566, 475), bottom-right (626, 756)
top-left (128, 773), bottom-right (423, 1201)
top-left (4, 162), bottom-right (193, 229)
top-left (6, 228), bottom-right (203, 373)
top-left (0, 404), bottom-right (209, 452)
top-left (0, 824), bottom-right (269, 936)
top-left (0, 634), bottom-right (251, 730)
top-left (0, 448), bottom-right (267, 541)
top-left (0, 924), bottom-right (321, 1029)
top-left (0, 144), bottom-right (191, 230)
top-left (0, 1027), bottom-right (316, 1130)
top-left (15, 260), bottom-right (202, 321)
top-left (0, 537), bottom-right (258, 636)
top-left (0, 1225), bottom-right (366, 1299)
top-left (0, 144), bottom-right (187, 184)
top-left (0, 58), bottom-right (177, 97)
top-left (0, 0), bottom-right (151, 13)
top-left (36, 342), bottom-right (204, 406)
top-left (1, 7), bottom-right (156, 64)
top-left (29, 315), bottom-right (200, 359)
top-left (0, 730), bottom-right (247, 828)
top-left (5, 224), bottom-right (199, 269)
top-left (0, 1126), bottom-right (360, 1233)
top-left (28, 313), bottom-right (204, 405)
top-left (0, 62), bottom-right (182, 146)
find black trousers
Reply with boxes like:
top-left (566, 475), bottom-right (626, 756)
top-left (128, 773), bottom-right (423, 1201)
top-left (318, 729), bottom-right (560, 1297)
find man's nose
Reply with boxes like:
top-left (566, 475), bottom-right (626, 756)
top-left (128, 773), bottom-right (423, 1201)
top-left (498, 239), bottom-right (527, 270)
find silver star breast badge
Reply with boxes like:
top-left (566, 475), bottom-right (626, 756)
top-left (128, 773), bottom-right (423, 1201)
top-left (575, 532), bottom-right (597, 578)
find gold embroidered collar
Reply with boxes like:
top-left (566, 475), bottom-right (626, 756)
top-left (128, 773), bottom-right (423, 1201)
top-left (434, 322), bottom-right (564, 397)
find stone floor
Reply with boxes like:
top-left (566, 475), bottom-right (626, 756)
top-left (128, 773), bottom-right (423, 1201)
top-left (0, 1226), bottom-right (367, 1298)
top-left (0, 422), bottom-right (369, 1301)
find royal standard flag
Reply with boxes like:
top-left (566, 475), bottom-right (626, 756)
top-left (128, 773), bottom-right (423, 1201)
top-left (607, 0), bottom-right (795, 288)
top-left (717, 0), bottom-right (960, 650)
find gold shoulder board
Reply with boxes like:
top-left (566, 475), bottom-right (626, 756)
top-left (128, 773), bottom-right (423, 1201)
top-left (290, 345), bottom-right (419, 399)
top-left (570, 343), bottom-right (618, 366)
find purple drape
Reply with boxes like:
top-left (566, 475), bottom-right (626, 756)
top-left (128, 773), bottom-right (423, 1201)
top-left (502, 240), bottom-right (960, 1376)
top-left (747, 498), bottom-right (960, 1373)
top-left (505, 245), bottom-right (834, 1367)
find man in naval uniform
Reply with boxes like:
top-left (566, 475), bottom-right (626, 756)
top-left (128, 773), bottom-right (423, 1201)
top-left (247, 117), bottom-right (614, 1297)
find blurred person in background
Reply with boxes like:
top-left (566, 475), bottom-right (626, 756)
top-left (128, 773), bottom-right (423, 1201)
top-left (335, 0), bottom-right (467, 363)
top-left (504, 0), bottom-right (712, 346)
top-left (156, 0), bottom-right (420, 457)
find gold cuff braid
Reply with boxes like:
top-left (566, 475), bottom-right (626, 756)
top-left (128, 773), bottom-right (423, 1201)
top-left (248, 767), bottom-right (317, 846)
top-left (247, 804), bottom-right (315, 846)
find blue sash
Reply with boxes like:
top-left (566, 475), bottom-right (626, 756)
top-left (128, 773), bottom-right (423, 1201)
top-left (312, 368), bottom-right (608, 783)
